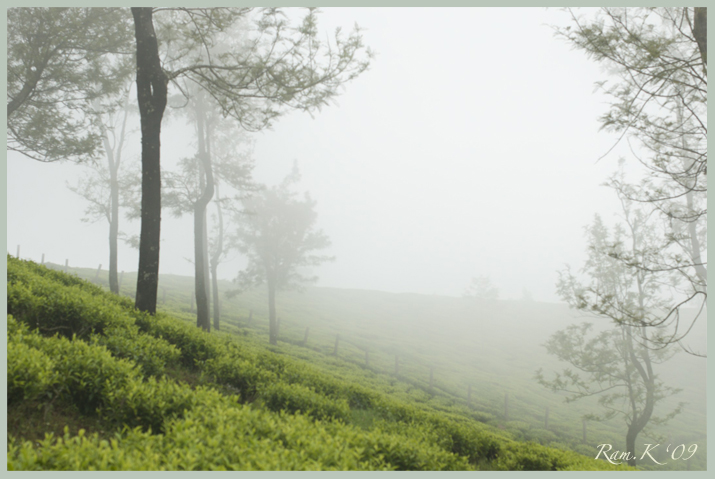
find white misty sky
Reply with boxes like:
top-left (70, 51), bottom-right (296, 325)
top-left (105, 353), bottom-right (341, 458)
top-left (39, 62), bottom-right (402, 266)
top-left (6, 7), bottom-right (635, 302)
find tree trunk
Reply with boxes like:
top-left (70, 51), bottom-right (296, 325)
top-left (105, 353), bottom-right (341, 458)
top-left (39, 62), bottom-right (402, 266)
top-left (623, 326), bottom-right (656, 468)
top-left (109, 163), bottom-right (120, 294)
top-left (132, 7), bottom-right (167, 314)
top-left (193, 95), bottom-right (214, 331)
top-left (210, 184), bottom-right (224, 331)
top-left (268, 278), bottom-right (277, 345)
top-left (625, 423), bottom-right (639, 467)
top-left (693, 8), bottom-right (707, 67)
top-left (210, 261), bottom-right (220, 330)
top-left (100, 128), bottom-right (120, 294)
top-left (97, 90), bottom-right (130, 295)
top-left (194, 203), bottom-right (210, 331)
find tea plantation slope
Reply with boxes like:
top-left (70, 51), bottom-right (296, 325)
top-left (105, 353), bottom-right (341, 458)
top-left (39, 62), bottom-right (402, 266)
top-left (6, 257), bottom-right (630, 471)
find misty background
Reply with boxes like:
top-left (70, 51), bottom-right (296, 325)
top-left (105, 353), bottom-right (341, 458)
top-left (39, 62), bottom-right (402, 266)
top-left (5, 7), bottom-right (708, 470)
top-left (6, 7), bottom-right (653, 302)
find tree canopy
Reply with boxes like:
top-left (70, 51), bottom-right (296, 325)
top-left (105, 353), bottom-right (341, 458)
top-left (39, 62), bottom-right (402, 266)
top-left (557, 7), bottom-right (707, 351)
top-left (7, 7), bottom-right (134, 162)
top-left (230, 163), bottom-right (333, 344)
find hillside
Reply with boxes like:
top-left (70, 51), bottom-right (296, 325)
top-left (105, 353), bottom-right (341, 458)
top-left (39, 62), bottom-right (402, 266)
top-left (6, 257), bottom-right (704, 470)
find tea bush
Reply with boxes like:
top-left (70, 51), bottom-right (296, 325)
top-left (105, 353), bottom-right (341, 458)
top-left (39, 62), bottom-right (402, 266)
top-left (6, 257), bottom-right (631, 471)
top-left (260, 382), bottom-right (351, 422)
top-left (7, 319), bottom-right (58, 404)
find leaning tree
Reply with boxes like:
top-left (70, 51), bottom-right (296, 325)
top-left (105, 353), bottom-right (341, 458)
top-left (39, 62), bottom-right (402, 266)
top-left (539, 197), bottom-right (684, 466)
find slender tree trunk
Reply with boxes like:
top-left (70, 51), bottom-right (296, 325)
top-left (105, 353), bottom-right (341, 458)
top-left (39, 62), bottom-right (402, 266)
top-left (194, 203), bottom-right (210, 331)
top-left (210, 261), bottom-right (220, 330)
top-left (109, 165), bottom-right (120, 294)
top-left (268, 277), bottom-right (277, 345)
top-left (210, 184), bottom-right (224, 331)
top-left (99, 128), bottom-right (121, 294)
top-left (193, 96), bottom-right (214, 331)
top-left (132, 7), bottom-right (167, 314)
top-left (97, 89), bottom-right (130, 295)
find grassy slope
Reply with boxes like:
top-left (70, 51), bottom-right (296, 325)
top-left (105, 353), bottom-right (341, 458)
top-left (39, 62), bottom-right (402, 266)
top-left (7, 258), bottom-right (703, 470)
top-left (143, 265), bottom-right (706, 470)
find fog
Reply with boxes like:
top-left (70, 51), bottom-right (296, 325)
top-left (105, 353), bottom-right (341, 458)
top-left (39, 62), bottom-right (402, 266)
top-left (5, 7), bottom-right (707, 467)
top-left (7, 7), bottom-right (636, 302)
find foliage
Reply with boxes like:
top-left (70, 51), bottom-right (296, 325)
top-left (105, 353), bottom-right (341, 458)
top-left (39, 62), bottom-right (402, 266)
top-left (156, 7), bottom-right (373, 132)
top-left (260, 382), bottom-right (351, 422)
top-left (5, 257), bottom-right (641, 470)
top-left (7, 317), bottom-right (59, 404)
top-left (542, 209), bottom-right (683, 466)
top-left (230, 163), bottom-right (333, 293)
top-left (556, 7), bottom-right (707, 350)
top-left (23, 256), bottom-right (708, 470)
top-left (7, 7), bottom-right (134, 162)
top-left (229, 163), bottom-right (333, 344)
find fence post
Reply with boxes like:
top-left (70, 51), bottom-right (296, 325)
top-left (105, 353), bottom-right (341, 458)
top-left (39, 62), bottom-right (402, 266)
top-left (302, 327), bottom-right (310, 346)
top-left (504, 392), bottom-right (509, 421)
top-left (64, 259), bottom-right (69, 273)
top-left (16, 245), bottom-right (20, 258)
top-left (333, 334), bottom-right (340, 355)
top-left (95, 264), bottom-right (102, 282)
top-left (41, 253), bottom-right (45, 265)
top-left (395, 356), bottom-right (399, 375)
top-left (545, 406), bottom-right (549, 430)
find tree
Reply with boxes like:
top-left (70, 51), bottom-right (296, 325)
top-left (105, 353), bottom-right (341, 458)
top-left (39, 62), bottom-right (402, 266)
top-left (538, 210), bottom-right (683, 467)
top-left (7, 7), bottom-right (133, 162)
top-left (556, 7), bottom-right (707, 350)
top-left (163, 92), bottom-right (255, 331)
top-left (536, 323), bottom-right (682, 467)
top-left (130, 7), bottom-right (371, 314)
top-left (463, 275), bottom-right (499, 301)
top-left (209, 183), bottom-right (228, 331)
top-left (229, 164), bottom-right (333, 345)
top-left (67, 84), bottom-right (138, 294)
